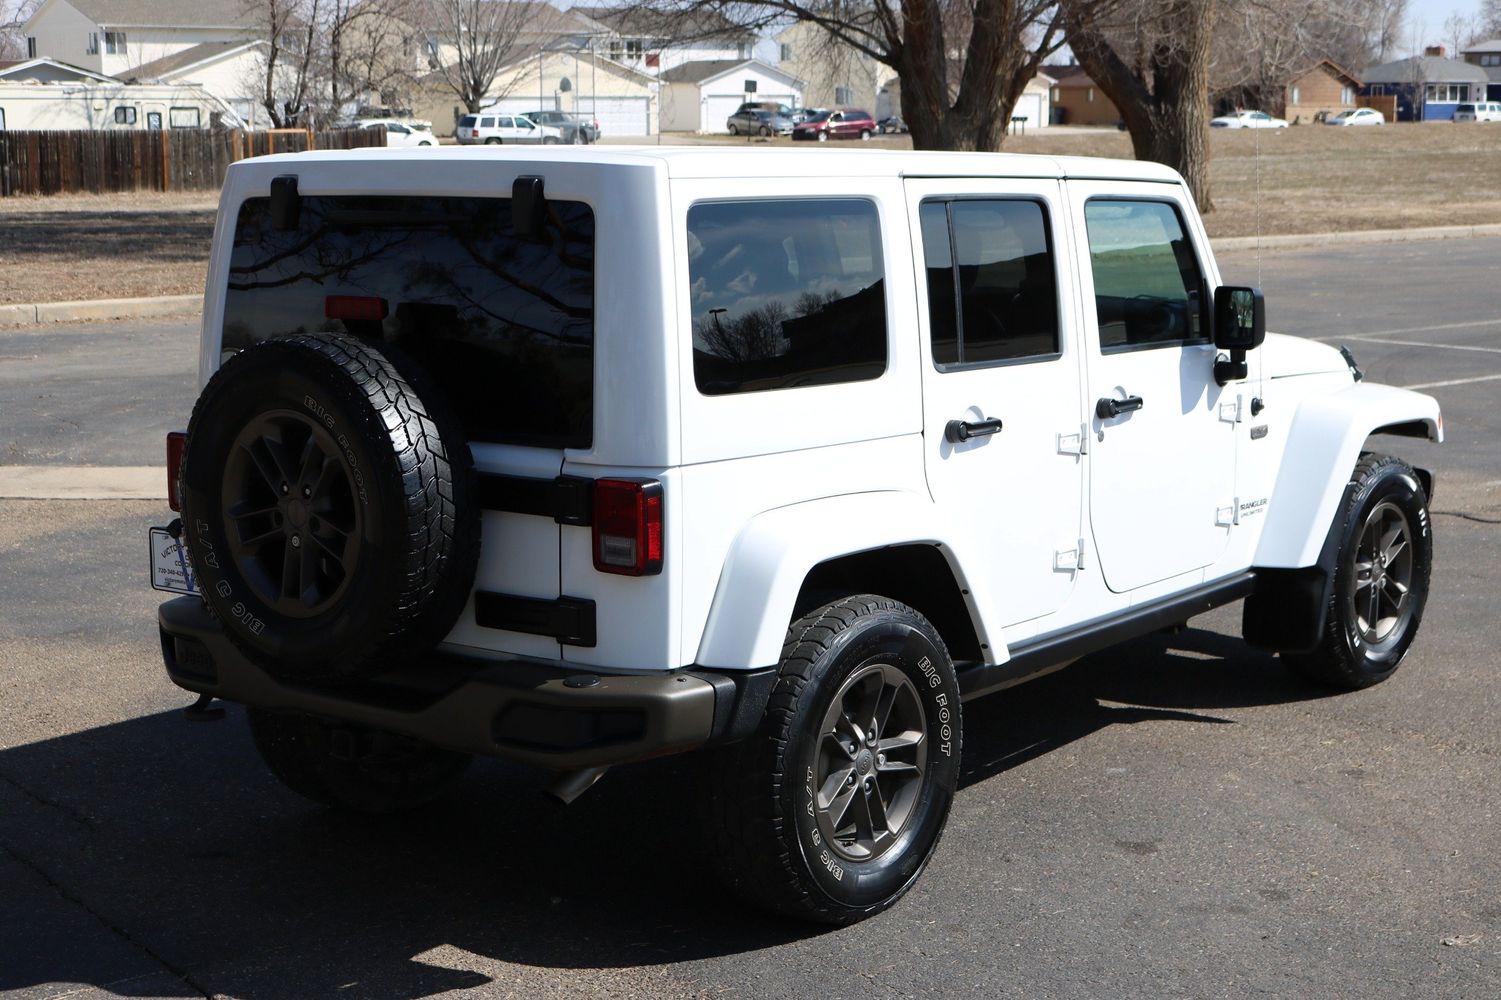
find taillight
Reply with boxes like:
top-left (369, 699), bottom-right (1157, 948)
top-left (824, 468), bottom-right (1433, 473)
top-left (592, 479), bottom-right (663, 576)
top-left (325, 295), bottom-right (388, 322)
top-left (166, 430), bottom-right (186, 511)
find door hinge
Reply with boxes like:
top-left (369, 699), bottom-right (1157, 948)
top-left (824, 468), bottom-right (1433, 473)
top-left (1054, 538), bottom-right (1085, 572)
top-left (1219, 395), bottom-right (1243, 424)
top-left (1057, 424), bottom-right (1087, 456)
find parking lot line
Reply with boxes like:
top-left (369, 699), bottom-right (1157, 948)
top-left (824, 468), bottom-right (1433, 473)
top-left (1400, 373), bottom-right (1501, 391)
top-left (1353, 336), bottom-right (1501, 355)
top-left (1311, 319), bottom-right (1501, 340)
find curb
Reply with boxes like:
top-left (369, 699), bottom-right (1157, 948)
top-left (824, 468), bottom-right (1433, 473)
top-left (0, 294), bottom-right (200, 329)
top-left (1213, 222), bottom-right (1501, 253)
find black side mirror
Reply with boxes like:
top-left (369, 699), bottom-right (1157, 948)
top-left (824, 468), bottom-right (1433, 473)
top-left (1212, 286), bottom-right (1265, 385)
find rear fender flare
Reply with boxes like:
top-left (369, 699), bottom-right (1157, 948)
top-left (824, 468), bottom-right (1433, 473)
top-left (693, 492), bottom-right (997, 670)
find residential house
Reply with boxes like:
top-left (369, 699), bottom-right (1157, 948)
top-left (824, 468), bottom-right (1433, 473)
top-left (572, 6), bottom-right (752, 75)
top-left (1048, 65), bottom-right (1118, 125)
top-left (1361, 47), bottom-right (1489, 121)
top-left (1460, 38), bottom-right (1501, 101)
top-left (774, 21), bottom-right (881, 114)
top-left (1013, 72), bottom-right (1052, 130)
top-left (659, 58), bottom-right (803, 133)
top-left (124, 40), bottom-right (270, 126)
top-left (0, 55), bottom-right (115, 83)
top-left (20, 0), bottom-right (256, 80)
top-left (1281, 59), bottom-right (1360, 124)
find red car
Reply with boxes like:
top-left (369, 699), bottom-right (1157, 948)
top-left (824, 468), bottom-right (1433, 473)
top-left (792, 108), bottom-right (877, 141)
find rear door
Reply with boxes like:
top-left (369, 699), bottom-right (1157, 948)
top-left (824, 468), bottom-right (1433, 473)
top-left (906, 178), bottom-right (1086, 631)
top-left (1068, 182), bottom-right (1236, 594)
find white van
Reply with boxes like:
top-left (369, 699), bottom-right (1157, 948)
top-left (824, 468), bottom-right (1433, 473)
top-left (1453, 101), bottom-right (1501, 122)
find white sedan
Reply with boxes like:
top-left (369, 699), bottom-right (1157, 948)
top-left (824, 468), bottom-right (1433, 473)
top-left (1210, 110), bottom-right (1289, 129)
top-left (1326, 108), bottom-right (1385, 126)
top-left (353, 118), bottom-right (437, 147)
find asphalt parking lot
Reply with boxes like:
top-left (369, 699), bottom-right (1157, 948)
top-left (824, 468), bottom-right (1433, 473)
top-left (1, 237), bottom-right (1498, 999)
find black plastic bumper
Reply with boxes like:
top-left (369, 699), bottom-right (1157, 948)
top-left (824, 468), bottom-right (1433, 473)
top-left (158, 597), bottom-right (773, 770)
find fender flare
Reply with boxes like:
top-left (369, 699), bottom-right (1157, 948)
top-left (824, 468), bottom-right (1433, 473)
top-left (693, 491), bottom-right (998, 669)
top-left (1254, 381), bottom-right (1440, 570)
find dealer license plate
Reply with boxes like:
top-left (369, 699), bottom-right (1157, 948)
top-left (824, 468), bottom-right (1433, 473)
top-left (149, 526), bottom-right (197, 595)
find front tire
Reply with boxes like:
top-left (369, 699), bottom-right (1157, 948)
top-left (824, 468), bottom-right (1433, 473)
top-left (248, 708), bottom-right (471, 813)
top-left (1284, 453), bottom-right (1432, 689)
top-left (816, 130), bottom-right (829, 142)
top-left (728, 124), bottom-right (739, 136)
top-left (706, 595), bottom-right (962, 924)
top-left (859, 129), bottom-right (871, 140)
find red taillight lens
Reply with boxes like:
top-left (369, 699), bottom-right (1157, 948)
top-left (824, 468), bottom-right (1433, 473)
top-left (166, 430), bottom-right (186, 511)
top-left (324, 295), bottom-right (388, 322)
top-left (592, 479), bottom-right (663, 576)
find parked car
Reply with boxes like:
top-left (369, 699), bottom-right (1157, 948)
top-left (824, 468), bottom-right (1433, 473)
top-left (877, 115), bottom-right (908, 134)
top-left (1453, 102), bottom-right (1501, 122)
top-left (1325, 107), bottom-right (1385, 126)
top-left (1210, 110), bottom-right (1289, 129)
top-left (454, 112), bottom-right (564, 144)
top-left (155, 146), bottom-right (1441, 928)
top-left (732, 100), bottom-right (808, 122)
top-left (792, 108), bottom-right (877, 140)
top-left (346, 117), bottom-right (436, 147)
top-left (523, 109), bottom-right (600, 143)
top-left (726, 108), bottom-right (795, 136)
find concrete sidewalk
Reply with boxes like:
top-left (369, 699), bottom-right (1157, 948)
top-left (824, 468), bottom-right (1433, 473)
top-left (4, 220), bottom-right (1501, 329)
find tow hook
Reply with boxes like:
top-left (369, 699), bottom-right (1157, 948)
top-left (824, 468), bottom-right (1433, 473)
top-left (547, 766), bottom-right (609, 805)
top-left (183, 692), bottom-right (225, 722)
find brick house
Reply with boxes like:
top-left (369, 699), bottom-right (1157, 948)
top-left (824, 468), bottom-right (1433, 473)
top-left (1047, 65), bottom-right (1120, 125)
top-left (1280, 59), bottom-right (1360, 123)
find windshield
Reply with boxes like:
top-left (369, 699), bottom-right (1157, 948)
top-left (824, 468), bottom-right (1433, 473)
top-left (804, 111), bottom-right (832, 122)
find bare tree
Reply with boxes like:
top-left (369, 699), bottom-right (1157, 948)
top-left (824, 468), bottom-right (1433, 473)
top-left (421, 0), bottom-right (547, 113)
top-left (1485, 0), bottom-right (1501, 39)
top-left (1211, 0), bottom-right (1387, 117)
top-left (246, 0), bottom-right (325, 127)
top-left (1062, 0), bottom-right (1218, 210)
top-left (324, 0), bottom-right (420, 119)
top-left (642, 0), bottom-right (1083, 152)
top-left (0, 0), bottom-right (39, 60)
top-left (1442, 11), bottom-right (1481, 57)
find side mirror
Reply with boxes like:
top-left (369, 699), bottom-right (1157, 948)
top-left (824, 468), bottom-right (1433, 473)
top-left (1212, 286), bottom-right (1265, 385)
top-left (1213, 285), bottom-right (1265, 351)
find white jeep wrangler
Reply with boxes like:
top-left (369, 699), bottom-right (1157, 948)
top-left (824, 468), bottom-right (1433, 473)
top-left (153, 146), bottom-right (1441, 924)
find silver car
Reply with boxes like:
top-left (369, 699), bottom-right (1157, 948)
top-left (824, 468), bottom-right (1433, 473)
top-left (726, 109), bottom-right (795, 137)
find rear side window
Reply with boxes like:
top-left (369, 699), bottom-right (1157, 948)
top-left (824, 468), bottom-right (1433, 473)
top-left (480, 116), bottom-right (495, 127)
top-left (222, 194), bottom-right (595, 449)
top-left (919, 199), bottom-right (1060, 367)
top-left (686, 198), bottom-right (886, 395)
top-left (1083, 199), bottom-right (1206, 352)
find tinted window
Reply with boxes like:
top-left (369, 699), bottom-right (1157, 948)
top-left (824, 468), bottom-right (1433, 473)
top-left (458, 115), bottom-right (476, 127)
top-left (480, 116), bottom-right (494, 127)
top-left (1083, 199), bottom-right (1206, 351)
top-left (920, 199), bottom-right (1060, 367)
top-left (687, 199), bottom-right (886, 395)
top-left (222, 195), bottom-right (595, 449)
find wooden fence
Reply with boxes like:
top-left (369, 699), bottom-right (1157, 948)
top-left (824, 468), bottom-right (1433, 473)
top-left (0, 127), bottom-right (387, 197)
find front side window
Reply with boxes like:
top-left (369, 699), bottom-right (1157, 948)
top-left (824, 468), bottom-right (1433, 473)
top-left (920, 199), bottom-right (1060, 368)
top-left (1083, 199), bottom-right (1206, 352)
top-left (687, 198), bottom-right (886, 395)
top-left (223, 195), bottom-right (596, 448)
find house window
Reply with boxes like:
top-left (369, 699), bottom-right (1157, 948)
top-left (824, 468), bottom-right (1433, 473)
top-left (1426, 83), bottom-right (1469, 102)
top-left (1484, 54), bottom-right (1501, 66)
top-left (608, 39), bottom-right (622, 60)
top-left (104, 31), bottom-right (126, 55)
top-left (835, 86), bottom-right (852, 104)
top-left (625, 38), bottom-right (643, 59)
top-left (738, 42), bottom-right (750, 58)
top-left (1342, 85), bottom-right (1354, 103)
top-left (114, 106), bottom-right (136, 124)
top-left (1290, 86), bottom-right (1301, 105)
top-left (26, 36), bottom-right (36, 58)
top-left (1087, 87), bottom-right (1095, 102)
top-left (779, 42), bottom-right (792, 61)
top-left (86, 32), bottom-right (99, 55)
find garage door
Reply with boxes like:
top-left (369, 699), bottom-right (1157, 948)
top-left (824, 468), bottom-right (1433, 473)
top-left (575, 96), bottom-right (651, 137)
top-left (1013, 93), bottom-right (1045, 128)
top-left (703, 92), bottom-right (796, 133)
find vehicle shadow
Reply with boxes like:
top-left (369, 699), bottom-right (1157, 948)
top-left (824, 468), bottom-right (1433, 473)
top-left (0, 627), bottom-right (1331, 997)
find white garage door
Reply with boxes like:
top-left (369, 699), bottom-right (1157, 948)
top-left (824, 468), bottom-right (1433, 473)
top-left (1013, 93), bottom-right (1046, 129)
top-left (703, 92), bottom-right (796, 132)
top-left (575, 96), bottom-right (651, 137)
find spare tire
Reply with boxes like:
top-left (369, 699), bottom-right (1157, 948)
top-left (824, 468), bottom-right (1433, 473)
top-left (178, 332), bottom-right (479, 680)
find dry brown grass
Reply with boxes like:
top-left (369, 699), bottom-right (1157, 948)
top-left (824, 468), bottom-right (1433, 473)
top-left (1, 123), bottom-right (1498, 302)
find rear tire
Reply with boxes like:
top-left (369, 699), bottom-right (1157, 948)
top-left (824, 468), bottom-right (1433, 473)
top-left (484, 137), bottom-right (501, 145)
top-left (705, 595), bottom-right (962, 924)
top-left (248, 708), bottom-right (470, 813)
top-left (1283, 453), bottom-right (1432, 690)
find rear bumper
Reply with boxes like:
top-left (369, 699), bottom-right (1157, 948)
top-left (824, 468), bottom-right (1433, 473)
top-left (158, 597), bottom-right (773, 770)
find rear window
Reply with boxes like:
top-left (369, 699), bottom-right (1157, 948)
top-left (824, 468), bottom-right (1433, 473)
top-left (222, 194), bottom-right (595, 449)
top-left (686, 198), bottom-right (886, 395)
top-left (458, 115), bottom-right (476, 127)
top-left (1458, 104), bottom-right (1476, 113)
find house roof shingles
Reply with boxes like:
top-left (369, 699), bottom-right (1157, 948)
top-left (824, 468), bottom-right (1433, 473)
top-left (60, 0), bottom-right (258, 28)
top-left (126, 40), bottom-right (260, 80)
top-left (571, 5), bottom-right (751, 42)
top-left (1362, 55), bottom-right (1488, 85)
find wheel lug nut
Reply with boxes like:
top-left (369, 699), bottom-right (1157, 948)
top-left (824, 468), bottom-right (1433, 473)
top-left (302, 486), bottom-right (311, 498)
top-left (878, 754), bottom-right (886, 765)
top-left (290, 535), bottom-right (301, 548)
top-left (280, 482), bottom-right (289, 495)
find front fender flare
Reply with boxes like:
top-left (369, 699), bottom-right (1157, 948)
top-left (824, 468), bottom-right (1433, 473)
top-left (693, 491), bottom-right (996, 670)
top-left (1254, 381), bottom-right (1440, 569)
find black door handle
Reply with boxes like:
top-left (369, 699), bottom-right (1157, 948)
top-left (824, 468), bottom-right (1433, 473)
top-left (1096, 395), bottom-right (1144, 420)
top-left (945, 417), bottom-right (1003, 443)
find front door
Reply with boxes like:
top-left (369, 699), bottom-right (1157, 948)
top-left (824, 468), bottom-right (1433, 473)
top-left (907, 179), bottom-right (1086, 631)
top-left (1069, 183), bottom-right (1237, 593)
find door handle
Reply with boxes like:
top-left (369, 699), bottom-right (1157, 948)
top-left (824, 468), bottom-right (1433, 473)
top-left (945, 417), bottom-right (1004, 443)
top-left (1095, 395), bottom-right (1144, 420)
